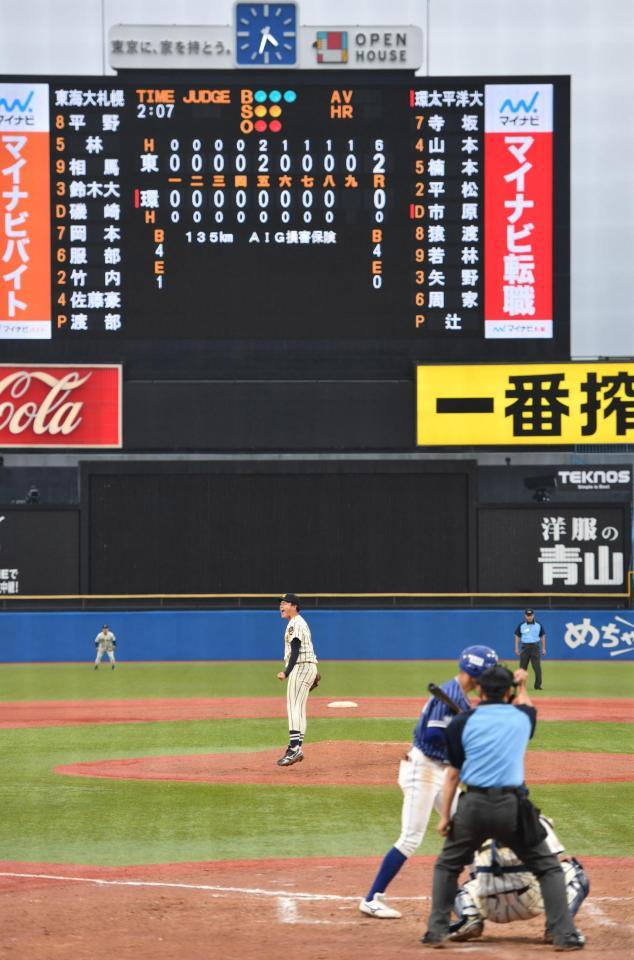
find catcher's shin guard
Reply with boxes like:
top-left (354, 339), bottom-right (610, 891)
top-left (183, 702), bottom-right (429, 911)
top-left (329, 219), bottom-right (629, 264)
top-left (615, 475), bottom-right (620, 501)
top-left (454, 886), bottom-right (482, 921)
top-left (563, 858), bottom-right (590, 917)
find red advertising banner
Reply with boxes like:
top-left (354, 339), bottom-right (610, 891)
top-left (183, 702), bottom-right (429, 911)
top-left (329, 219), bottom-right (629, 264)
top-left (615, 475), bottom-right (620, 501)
top-left (0, 364), bottom-right (121, 447)
top-left (484, 83), bottom-right (553, 339)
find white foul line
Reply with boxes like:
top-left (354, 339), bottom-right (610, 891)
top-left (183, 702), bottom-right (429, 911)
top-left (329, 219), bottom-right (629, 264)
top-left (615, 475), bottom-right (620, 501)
top-left (0, 871), bottom-right (402, 902)
top-left (0, 872), bottom-right (629, 907)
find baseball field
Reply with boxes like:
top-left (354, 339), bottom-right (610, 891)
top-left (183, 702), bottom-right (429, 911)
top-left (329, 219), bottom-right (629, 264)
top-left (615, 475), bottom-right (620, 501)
top-left (1, 658), bottom-right (632, 958)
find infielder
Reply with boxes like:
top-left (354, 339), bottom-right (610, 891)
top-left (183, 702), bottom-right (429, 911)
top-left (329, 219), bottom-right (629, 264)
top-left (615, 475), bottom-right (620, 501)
top-left (94, 624), bottom-right (116, 669)
top-left (276, 593), bottom-right (319, 767)
top-left (449, 816), bottom-right (588, 943)
top-left (360, 645), bottom-right (498, 919)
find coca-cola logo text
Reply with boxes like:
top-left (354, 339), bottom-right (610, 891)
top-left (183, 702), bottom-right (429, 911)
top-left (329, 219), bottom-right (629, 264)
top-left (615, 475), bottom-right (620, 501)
top-left (0, 365), bottom-right (121, 448)
top-left (0, 370), bottom-right (91, 435)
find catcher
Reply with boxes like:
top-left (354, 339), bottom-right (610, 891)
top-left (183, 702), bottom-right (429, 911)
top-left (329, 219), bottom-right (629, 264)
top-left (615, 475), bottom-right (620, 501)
top-left (449, 816), bottom-right (589, 943)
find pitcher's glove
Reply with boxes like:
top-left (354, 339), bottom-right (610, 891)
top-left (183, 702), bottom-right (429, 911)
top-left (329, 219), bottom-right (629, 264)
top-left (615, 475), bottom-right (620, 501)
top-left (310, 672), bottom-right (321, 691)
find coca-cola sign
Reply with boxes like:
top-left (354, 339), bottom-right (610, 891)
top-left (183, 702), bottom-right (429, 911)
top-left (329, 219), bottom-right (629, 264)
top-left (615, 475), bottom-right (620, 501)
top-left (0, 365), bottom-right (121, 447)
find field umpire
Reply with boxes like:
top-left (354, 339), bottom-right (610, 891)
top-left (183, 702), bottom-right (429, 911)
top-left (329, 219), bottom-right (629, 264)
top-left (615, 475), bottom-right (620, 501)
top-left (515, 608), bottom-right (546, 690)
top-left (421, 665), bottom-right (584, 951)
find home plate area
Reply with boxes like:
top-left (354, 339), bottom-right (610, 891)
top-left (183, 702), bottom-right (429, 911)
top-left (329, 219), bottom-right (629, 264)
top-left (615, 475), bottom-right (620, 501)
top-left (1, 856), bottom-right (631, 960)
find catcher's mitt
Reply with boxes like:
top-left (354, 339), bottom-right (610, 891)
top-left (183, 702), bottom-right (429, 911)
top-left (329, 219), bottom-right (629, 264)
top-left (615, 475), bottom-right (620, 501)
top-left (310, 672), bottom-right (322, 691)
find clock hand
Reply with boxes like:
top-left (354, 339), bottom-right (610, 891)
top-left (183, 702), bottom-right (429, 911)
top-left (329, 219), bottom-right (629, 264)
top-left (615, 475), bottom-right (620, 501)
top-left (258, 25), bottom-right (271, 54)
top-left (258, 25), bottom-right (280, 53)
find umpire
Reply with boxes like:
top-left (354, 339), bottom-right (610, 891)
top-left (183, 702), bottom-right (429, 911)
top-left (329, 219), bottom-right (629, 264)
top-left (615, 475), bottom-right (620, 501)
top-left (515, 608), bottom-right (546, 689)
top-left (421, 665), bottom-right (584, 951)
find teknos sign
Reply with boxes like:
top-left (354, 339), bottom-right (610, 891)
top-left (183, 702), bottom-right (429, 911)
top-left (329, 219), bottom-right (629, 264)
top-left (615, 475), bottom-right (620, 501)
top-left (0, 365), bottom-right (121, 447)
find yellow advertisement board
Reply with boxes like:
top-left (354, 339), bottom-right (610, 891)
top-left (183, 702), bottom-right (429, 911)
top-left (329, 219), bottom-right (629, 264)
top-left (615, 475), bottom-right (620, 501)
top-left (416, 362), bottom-right (634, 446)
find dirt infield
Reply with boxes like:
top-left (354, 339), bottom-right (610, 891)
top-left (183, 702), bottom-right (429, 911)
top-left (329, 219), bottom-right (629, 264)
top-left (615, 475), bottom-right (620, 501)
top-left (55, 742), bottom-right (634, 786)
top-left (1, 856), bottom-right (631, 960)
top-left (2, 695), bottom-right (633, 728)
top-left (4, 696), bottom-right (633, 958)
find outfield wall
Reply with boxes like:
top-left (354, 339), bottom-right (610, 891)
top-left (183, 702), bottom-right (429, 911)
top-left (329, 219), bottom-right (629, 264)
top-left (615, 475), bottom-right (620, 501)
top-left (0, 609), bottom-right (631, 663)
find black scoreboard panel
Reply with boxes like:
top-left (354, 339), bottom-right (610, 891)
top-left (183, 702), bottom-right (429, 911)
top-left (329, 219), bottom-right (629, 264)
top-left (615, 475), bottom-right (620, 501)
top-left (84, 460), bottom-right (474, 594)
top-left (0, 74), bottom-right (569, 376)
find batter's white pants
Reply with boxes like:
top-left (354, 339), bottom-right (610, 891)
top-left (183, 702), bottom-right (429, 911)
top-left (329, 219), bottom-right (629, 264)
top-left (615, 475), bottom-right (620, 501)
top-left (395, 746), bottom-right (457, 858)
top-left (287, 661), bottom-right (318, 735)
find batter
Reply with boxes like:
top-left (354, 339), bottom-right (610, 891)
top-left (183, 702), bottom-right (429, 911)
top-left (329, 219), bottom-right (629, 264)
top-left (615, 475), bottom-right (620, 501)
top-left (360, 645), bottom-right (498, 919)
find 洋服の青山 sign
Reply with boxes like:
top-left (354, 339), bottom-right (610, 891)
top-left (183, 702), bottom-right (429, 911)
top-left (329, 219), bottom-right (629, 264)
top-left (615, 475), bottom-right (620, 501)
top-left (0, 364), bottom-right (121, 447)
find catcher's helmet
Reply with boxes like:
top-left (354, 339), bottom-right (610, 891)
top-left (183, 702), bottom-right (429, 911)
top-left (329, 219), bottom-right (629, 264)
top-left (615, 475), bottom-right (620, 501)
top-left (459, 645), bottom-right (498, 678)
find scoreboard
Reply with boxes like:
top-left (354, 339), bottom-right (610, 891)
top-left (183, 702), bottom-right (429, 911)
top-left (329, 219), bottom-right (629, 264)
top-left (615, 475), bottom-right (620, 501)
top-left (0, 74), bottom-right (569, 369)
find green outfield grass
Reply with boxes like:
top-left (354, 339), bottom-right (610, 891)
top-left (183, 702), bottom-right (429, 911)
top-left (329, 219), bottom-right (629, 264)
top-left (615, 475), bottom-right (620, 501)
top-left (1, 659), bottom-right (632, 700)
top-left (0, 661), bottom-right (632, 866)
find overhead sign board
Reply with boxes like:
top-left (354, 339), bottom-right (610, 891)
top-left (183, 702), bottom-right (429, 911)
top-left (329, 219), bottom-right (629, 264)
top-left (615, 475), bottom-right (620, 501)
top-left (108, 22), bottom-right (424, 71)
top-left (417, 362), bottom-right (634, 446)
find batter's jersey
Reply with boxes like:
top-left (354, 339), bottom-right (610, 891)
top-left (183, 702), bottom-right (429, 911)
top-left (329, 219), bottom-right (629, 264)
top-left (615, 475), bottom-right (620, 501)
top-left (412, 677), bottom-right (471, 762)
top-left (284, 614), bottom-right (317, 666)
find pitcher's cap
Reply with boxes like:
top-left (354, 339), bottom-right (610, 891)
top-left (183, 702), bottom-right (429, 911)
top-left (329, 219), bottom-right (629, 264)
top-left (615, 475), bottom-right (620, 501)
top-left (280, 593), bottom-right (300, 607)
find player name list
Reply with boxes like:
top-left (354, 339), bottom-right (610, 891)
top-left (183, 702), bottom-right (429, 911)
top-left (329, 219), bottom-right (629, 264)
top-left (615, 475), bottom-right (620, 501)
top-left (0, 76), bottom-right (565, 344)
top-left (48, 82), bottom-right (485, 338)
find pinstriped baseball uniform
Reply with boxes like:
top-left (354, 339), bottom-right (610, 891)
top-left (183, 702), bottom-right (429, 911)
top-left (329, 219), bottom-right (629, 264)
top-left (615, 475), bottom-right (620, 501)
top-left (284, 613), bottom-right (318, 736)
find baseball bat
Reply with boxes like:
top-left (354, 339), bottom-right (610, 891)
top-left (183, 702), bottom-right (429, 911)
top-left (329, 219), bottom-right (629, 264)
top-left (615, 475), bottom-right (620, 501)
top-left (427, 682), bottom-right (463, 714)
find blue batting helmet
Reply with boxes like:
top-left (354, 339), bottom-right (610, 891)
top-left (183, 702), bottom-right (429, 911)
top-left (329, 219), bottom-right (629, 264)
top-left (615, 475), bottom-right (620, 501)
top-left (459, 645), bottom-right (498, 678)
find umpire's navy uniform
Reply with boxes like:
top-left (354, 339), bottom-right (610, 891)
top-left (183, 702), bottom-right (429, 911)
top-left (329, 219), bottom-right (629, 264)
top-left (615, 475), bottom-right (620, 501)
top-left (423, 668), bottom-right (581, 948)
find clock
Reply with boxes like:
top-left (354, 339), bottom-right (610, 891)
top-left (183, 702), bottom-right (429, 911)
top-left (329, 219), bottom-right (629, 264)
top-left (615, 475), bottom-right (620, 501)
top-left (235, 3), bottom-right (298, 66)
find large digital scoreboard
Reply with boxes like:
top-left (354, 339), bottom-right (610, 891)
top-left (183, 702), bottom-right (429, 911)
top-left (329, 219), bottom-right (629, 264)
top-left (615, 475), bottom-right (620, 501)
top-left (0, 74), bottom-right (569, 369)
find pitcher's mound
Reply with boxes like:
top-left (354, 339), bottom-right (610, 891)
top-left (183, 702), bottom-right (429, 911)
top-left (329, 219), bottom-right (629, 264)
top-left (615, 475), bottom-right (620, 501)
top-left (55, 743), bottom-right (634, 787)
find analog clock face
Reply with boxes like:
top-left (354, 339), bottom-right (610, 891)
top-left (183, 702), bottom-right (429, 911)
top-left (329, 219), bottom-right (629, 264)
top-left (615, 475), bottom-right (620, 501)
top-left (235, 3), bottom-right (298, 66)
